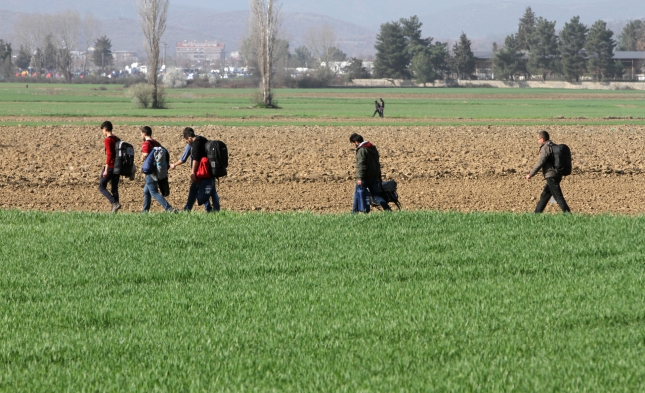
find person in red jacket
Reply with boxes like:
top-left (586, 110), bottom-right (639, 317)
top-left (98, 121), bottom-right (121, 213)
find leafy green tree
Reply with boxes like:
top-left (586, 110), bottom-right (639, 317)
top-left (0, 40), bottom-right (12, 77)
top-left (527, 17), bottom-right (559, 80)
top-left (292, 46), bottom-right (313, 68)
top-left (585, 20), bottom-right (616, 80)
top-left (374, 21), bottom-right (411, 78)
top-left (559, 16), bottom-right (588, 82)
top-left (92, 35), bottom-right (113, 69)
top-left (343, 57), bottom-right (370, 82)
top-left (617, 20), bottom-right (645, 51)
top-left (410, 42), bottom-right (449, 86)
top-left (15, 45), bottom-right (31, 70)
top-left (493, 34), bottom-right (526, 80)
top-left (452, 32), bottom-right (475, 79)
top-left (517, 6), bottom-right (536, 51)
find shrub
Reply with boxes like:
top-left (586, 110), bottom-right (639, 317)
top-left (127, 83), bottom-right (154, 108)
top-left (163, 67), bottom-right (187, 88)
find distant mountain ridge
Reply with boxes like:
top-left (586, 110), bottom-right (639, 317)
top-left (0, 0), bottom-right (644, 57)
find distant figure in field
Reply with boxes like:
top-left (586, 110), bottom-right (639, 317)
top-left (98, 121), bottom-right (121, 213)
top-left (525, 130), bottom-right (571, 213)
top-left (379, 98), bottom-right (385, 117)
top-left (350, 133), bottom-right (391, 213)
top-left (371, 100), bottom-right (382, 118)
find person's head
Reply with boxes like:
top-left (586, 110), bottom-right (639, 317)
top-left (183, 127), bottom-right (196, 143)
top-left (140, 125), bottom-right (152, 140)
top-left (100, 120), bottom-right (113, 136)
top-left (537, 130), bottom-right (550, 145)
top-left (349, 133), bottom-right (364, 147)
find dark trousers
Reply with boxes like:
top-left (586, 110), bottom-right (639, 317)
top-left (535, 176), bottom-right (570, 213)
top-left (98, 169), bottom-right (119, 204)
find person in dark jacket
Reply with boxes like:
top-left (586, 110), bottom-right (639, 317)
top-left (350, 133), bottom-right (391, 213)
top-left (379, 98), bottom-right (385, 117)
top-left (525, 130), bottom-right (571, 213)
top-left (371, 100), bottom-right (382, 118)
top-left (181, 127), bottom-right (219, 212)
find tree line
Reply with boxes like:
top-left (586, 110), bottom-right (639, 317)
top-left (374, 8), bottom-right (645, 83)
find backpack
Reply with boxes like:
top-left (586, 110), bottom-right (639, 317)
top-left (113, 140), bottom-right (135, 176)
top-left (142, 146), bottom-right (169, 180)
top-left (205, 140), bottom-right (228, 178)
top-left (369, 180), bottom-right (402, 210)
top-left (551, 143), bottom-right (572, 176)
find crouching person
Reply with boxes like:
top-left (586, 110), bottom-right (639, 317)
top-left (140, 126), bottom-right (175, 213)
top-left (350, 133), bottom-right (391, 213)
top-left (182, 127), bottom-right (219, 212)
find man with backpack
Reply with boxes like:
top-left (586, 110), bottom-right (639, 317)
top-left (98, 120), bottom-right (121, 213)
top-left (175, 127), bottom-right (219, 213)
top-left (350, 133), bottom-right (391, 213)
top-left (140, 126), bottom-right (175, 213)
top-left (525, 130), bottom-right (571, 213)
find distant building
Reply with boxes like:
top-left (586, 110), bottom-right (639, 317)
top-left (175, 41), bottom-right (225, 63)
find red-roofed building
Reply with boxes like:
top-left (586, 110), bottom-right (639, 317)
top-left (175, 41), bottom-right (226, 63)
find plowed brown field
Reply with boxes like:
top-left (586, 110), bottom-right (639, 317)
top-left (2, 122), bottom-right (645, 214)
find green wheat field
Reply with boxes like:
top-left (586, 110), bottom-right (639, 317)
top-left (2, 210), bottom-right (645, 391)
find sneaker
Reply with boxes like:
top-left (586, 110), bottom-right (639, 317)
top-left (111, 202), bottom-right (121, 213)
top-left (166, 207), bottom-right (178, 213)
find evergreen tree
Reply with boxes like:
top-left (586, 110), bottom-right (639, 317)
top-left (410, 42), bottom-right (449, 86)
top-left (400, 15), bottom-right (431, 57)
top-left (617, 20), bottom-right (645, 51)
top-left (35, 34), bottom-right (58, 71)
top-left (293, 46), bottom-right (313, 68)
top-left (374, 21), bottom-right (411, 79)
top-left (92, 35), bottom-right (113, 69)
top-left (559, 16), bottom-right (588, 82)
top-left (493, 34), bottom-right (526, 80)
top-left (324, 46), bottom-right (347, 62)
top-left (517, 6), bottom-right (536, 51)
top-left (15, 45), bottom-right (31, 70)
top-left (343, 57), bottom-right (370, 82)
top-left (527, 17), bottom-right (559, 80)
top-left (585, 20), bottom-right (616, 80)
top-left (452, 32), bottom-right (475, 79)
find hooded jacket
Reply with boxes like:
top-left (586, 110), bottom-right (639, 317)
top-left (355, 141), bottom-right (382, 181)
top-left (530, 140), bottom-right (557, 179)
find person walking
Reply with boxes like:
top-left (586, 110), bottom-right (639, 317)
top-left (98, 120), bottom-right (121, 213)
top-left (379, 98), bottom-right (385, 117)
top-left (525, 130), bottom-right (571, 213)
top-left (371, 100), bottom-right (382, 118)
top-left (350, 133), bottom-right (391, 213)
top-left (174, 127), bottom-right (219, 212)
top-left (140, 126), bottom-right (175, 213)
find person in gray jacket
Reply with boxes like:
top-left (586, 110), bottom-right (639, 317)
top-left (525, 130), bottom-right (571, 213)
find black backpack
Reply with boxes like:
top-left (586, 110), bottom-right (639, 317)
top-left (551, 143), bottom-right (572, 176)
top-left (205, 140), bottom-right (228, 178)
top-left (113, 139), bottom-right (135, 176)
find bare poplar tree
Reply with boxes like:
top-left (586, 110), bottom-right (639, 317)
top-left (249, 0), bottom-right (281, 107)
top-left (81, 13), bottom-right (102, 74)
top-left (137, 0), bottom-right (169, 109)
top-left (49, 11), bottom-right (81, 81)
top-left (305, 24), bottom-right (336, 68)
top-left (14, 14), bottom-right (46, 71)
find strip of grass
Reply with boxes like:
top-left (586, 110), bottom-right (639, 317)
top-left (1, 84), bottom-right (645, 125)
top-left (1, 210), bottom-right (645, 391)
